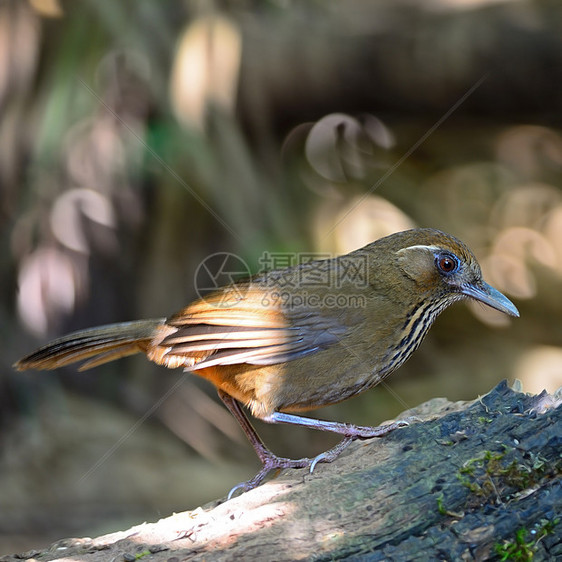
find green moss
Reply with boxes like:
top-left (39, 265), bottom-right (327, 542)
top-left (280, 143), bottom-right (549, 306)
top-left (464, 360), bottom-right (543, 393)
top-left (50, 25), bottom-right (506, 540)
top-left (435, 491), bottom-right (464, 519)
top-left (494, 519), bottom-right (559, 561)
top-left (457, 448), bottom-right (558, 506)
top-left (494, 528), bottom-right (536, 561)
top-left (436, 493), bottom-right (447, 515)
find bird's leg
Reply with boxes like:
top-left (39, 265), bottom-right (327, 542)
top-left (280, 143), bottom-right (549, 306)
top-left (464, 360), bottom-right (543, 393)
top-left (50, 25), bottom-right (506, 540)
top-left (261, 412), bottom-right (408, 475)
top-left (263, 411), bottom-right (407, 439)
top-left (218, 390), bottom-right (354, 498)
top-left (218, 390), bottom-right (404, 498)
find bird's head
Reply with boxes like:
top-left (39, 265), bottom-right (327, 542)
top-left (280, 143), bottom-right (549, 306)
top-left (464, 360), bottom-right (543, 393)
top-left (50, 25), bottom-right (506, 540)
top-left (390, 228), bottom-right (519, 317)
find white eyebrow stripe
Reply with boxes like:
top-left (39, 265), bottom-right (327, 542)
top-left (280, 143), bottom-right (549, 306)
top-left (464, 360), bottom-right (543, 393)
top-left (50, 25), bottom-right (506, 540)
top-left (396, 244), bottom-right (442, 255)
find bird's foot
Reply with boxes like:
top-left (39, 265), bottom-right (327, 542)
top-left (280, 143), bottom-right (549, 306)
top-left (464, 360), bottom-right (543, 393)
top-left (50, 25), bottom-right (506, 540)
top-left (227, 437), bottom-right (355, 500)
top-left (227, 454), bottom-right (310, 499)
top-left (342, 419), bottom-right (409, 440)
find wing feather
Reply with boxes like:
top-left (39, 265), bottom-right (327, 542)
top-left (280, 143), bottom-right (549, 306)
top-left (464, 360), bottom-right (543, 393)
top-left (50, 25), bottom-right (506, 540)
top-left (157, 286), bottom-right (348, 369)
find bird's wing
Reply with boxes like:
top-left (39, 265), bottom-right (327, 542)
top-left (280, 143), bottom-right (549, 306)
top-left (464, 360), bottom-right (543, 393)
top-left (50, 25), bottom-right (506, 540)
top-left (154, 286), bottom-right (348, 370)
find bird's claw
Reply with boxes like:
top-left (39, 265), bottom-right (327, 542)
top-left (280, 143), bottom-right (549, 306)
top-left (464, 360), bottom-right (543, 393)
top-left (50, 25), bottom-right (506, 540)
top-left (227, 471), bottom-right (269, 500)
top-left (227, 454), bottom-right (310, 499)
top-left (310, 436), bottom-right (354, 473)
top-left (309, 454), bottom-right (324, 474)
top-left (227, 481), bottom-right (251, 500)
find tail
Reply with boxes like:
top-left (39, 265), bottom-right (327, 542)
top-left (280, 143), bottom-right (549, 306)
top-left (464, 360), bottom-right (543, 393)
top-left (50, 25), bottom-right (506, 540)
top-left (14, 319), bottom-right (165, 372)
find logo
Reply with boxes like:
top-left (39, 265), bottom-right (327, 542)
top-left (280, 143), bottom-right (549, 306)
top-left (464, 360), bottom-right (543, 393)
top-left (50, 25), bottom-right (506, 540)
top-left (194, 251), bottom-right (369, 309)
top-left (194, 252), bottom-right (251, 306)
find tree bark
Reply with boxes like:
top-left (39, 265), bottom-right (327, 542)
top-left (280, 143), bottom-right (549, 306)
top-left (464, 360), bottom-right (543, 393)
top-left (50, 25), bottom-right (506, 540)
top-left (4, 381), bottom-right (561, 562)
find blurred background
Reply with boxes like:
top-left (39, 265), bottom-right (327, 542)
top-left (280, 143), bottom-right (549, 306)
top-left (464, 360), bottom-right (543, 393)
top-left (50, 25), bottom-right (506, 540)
top-left (1, 0), bottom-right (561, 553)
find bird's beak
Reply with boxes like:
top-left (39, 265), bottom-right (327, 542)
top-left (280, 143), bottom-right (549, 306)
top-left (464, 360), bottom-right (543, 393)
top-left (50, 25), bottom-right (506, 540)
top-left (461, 282), bottom-right (520, 318)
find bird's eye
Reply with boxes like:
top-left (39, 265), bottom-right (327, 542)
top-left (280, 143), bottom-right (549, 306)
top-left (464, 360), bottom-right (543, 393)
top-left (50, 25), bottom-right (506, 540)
top-left (436, 253), bottom-right (459, 275)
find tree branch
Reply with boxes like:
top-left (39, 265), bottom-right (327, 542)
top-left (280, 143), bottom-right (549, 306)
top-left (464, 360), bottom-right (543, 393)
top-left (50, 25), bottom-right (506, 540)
top-left (5, 381), bottom-right (561, 562)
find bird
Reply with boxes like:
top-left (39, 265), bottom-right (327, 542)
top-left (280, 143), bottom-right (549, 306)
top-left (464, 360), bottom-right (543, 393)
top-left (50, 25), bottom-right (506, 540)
top-left (14, 228), bottom-right (519, 496)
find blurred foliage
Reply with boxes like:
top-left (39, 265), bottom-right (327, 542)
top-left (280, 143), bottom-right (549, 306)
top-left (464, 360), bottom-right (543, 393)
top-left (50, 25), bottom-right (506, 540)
top-left (1, 0), bottom-right (562, 552)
